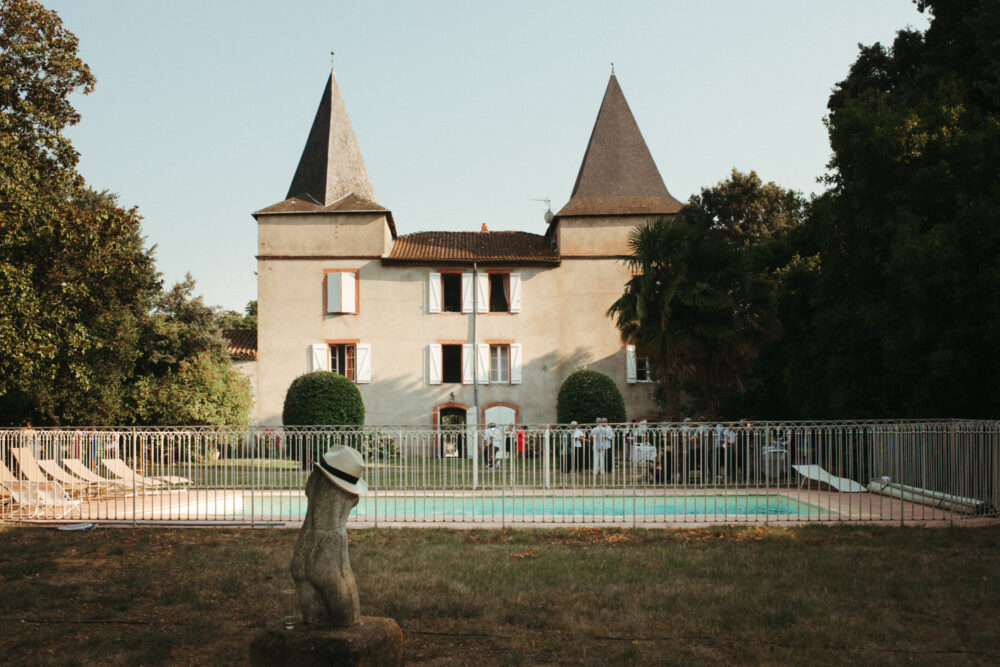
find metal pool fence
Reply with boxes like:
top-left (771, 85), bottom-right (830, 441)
top-left (0, 420), bottom-right (997, 525)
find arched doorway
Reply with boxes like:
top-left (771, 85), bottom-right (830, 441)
top-left (483, 403), bottom-right (518, 460)
top-left (437, 405), bottom-right (467, 458)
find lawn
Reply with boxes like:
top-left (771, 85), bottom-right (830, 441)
top-left (0, 524), bottom-right (998, 665)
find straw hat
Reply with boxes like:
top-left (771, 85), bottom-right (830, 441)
top-left (315, 445), bottom-right (368, 496)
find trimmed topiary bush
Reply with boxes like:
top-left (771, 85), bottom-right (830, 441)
top-left (556, 368), bottom-right (626, 424)
top-left (282, 371), bottom-right (365, 426)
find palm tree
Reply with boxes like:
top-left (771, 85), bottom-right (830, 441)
top-left (608, 215), bottom-right (778, 418)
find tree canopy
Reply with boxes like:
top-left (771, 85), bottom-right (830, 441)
top-left (0, 2), bottom-right (250, 426)
top-left (797, 0), bottom-right (1000, 418)
top-left (0, 1), bottom-right (159, 425)
top-left (608, 170), bottom-right (800, 419)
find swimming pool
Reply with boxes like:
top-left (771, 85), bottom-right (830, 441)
top-left (241, 493), bottom-right (827, 519)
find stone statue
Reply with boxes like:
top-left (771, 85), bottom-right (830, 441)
top-left (290, 445), bottom-right (368, 627)
top-left (252, 444), bottom-right (403, 666)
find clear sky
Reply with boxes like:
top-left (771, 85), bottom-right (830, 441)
top-left (47, 0), bottom-right (929, 313)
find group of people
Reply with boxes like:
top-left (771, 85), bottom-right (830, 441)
top-left (564, 418), bottom-right (615, 475)
top-left (481, 422), bottom-right (529, 469)
top-left (646, 418), bottom-right (792, 484)
top-left (479, 418), bottom-right (793, 483)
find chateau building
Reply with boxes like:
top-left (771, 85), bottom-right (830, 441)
top-left (252, 69), bottom-right (683, 427)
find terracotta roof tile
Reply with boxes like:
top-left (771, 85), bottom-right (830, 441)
top-left (221, 329), bottom-right (257, 361)
top-left (386, 231), bottom-right (558, 264)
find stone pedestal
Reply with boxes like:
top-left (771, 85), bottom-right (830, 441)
top-left (250, 616), bottom-right (403, 667)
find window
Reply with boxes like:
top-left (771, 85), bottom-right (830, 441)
top-left (626, 344), bottom-right (651, 384)
top-left (477, 343), bottom-right (521, 385)
top-left (308, 342), bottom-right (370, 383)
top-left (489, 274), bottom-right (508, 312)
top-left (330, 344), bottom-right (356, 381)
top-left (429, 272), bottom-right (473, 313)
top-left (442, 274), bottom-right (461, 312)
top-left (475, 272), bottom-right (521, 313)
top-left (325, 270), bottom-right (358, 314)
top-left (490, 345), bottom-right (509, 383)
top-left (441, 344), bottom-right (462, 383)
top-left (636, 356), bottom-right (651, 382)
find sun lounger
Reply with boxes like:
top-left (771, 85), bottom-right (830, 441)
top-left (792, 464), bottom-right (866, 493)
top-left (1, 481), bottom-right (81, 519)
top-left (12, 447), bottom-right (94, 498)
top-left (37, 459), bottom-right (115, 497)
top-left (63, 458), bottom-right (135, 491)
top-left (100, 457), bottom-right (192, 487)
top-left (0, 461), bottom-right (81, 519)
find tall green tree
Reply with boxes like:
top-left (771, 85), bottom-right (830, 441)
top-left (214, 300), bottom-right (257, 330)
top-left (0, 1), bottom-right (159, 425)
top-left (608, 213), bottom-right (778, 419)
top-left (801, 0), bottom-right (1000, 418)
top-left (129, 275), bottom-right (251, 425)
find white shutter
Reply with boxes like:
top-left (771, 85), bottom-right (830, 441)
top-left (356, 343), bottom-right (371, 383)
top-left (626, 345), bottom-right (637, 384)
top-left (462, 344), bottom-right (474, 384)
top-left (510, 344), bottom-right (522, 384)
top-left (477, 344), bottom-right (490, 384)
top-left (341, 272), bottom-right (356, 313)
top-left (509, 273), bottom-right (521, 313)
top-left (461, 273), bottom-right (473, 313)
top-left (326, 273), bottom-right (342, 313)
top-left (429, 344), bottom-right (442, 385)
top-left (309, 344), bottom-right (329, 372)
top-left (476, 273), bottom-right (489, 313)
top-left (428, 272), bottom-right (441, 314)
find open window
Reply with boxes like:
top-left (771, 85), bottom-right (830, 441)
top-left (429, 272), bottom-right (474, 313)
top-left (429, 343), bottom-right (474, 385)
top-left (626, 345), bottom-right (651, 383)
top-left (475, 272), bottom-right (521, 313)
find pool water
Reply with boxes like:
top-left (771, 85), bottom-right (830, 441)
top-left (241, 493), bottom-right (826, 518)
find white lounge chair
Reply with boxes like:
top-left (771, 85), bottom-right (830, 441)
top-left (37, 459), bottom-right (116, 497)
top-left (63, 458), bottom-right (135, 492)
top-left (101, 457), bottom-right (192, 487)
top-left (792, 464), bottom-right (866, 493)
top-left (0, 461), bottom-right (81, 519)
top-left (12, 447), bottom-right (94, 498)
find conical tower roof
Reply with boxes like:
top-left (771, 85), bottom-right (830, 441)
top-left (555, 74), bottom-right (682, 218)
top-left (285, 68), bottom-right (377, 206)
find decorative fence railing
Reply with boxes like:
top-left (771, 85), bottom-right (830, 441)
top-left (1, 421), bottom-right (997, 525)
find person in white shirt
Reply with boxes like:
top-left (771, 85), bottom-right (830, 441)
top-left (592, 418), bottom-right (614, 475)
top-left (483, 422), bottom-right (500, 468)
top-left (571, 421), bottom-right (584, 472)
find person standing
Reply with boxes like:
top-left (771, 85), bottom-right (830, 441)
top-left (592, 418), bottom-right (614, 476)
top-left (483, 422), bottom-right (498, 469)
top-left (570, 421), bottom-right (584, 472)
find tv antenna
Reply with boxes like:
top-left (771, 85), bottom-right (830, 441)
top-left (531, 198), bottom-right (554, 224)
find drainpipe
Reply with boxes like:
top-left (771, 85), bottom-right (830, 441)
top-left (472, 262), bottom-right (480, 420)
top-left (472, 262), bottom-right (480, 488)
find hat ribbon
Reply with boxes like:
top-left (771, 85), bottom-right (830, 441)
top-left (318, 457), bottom-right (360, 485)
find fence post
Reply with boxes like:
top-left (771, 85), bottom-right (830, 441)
top-left (544, 429), bottom-right (551, 489)
top-left (472, 429), bottom-right (479, 491)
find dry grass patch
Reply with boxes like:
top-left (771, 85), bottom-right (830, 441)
top-left (0, 524), bottom-right (997, 665)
